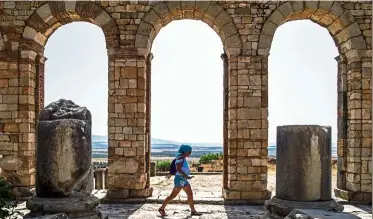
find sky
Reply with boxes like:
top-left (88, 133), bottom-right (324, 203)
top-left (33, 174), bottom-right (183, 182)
top-left (44, 19), bottom-right (338, 144)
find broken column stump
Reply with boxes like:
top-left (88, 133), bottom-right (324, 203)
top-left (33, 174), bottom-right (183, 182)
top-left (25, 99), bottom-right (99, 219)
top-left (265, 125), bottom-right (343, 217)
top-left (150, 162), bottom-right (156, 177)
top-left (94, 168), bottom-right (106, 190)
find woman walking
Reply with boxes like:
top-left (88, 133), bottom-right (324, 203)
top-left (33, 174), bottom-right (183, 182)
top-left (158, 144), bottom-right (202, 216)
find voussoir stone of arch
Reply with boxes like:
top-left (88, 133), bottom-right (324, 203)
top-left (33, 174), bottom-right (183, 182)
top-left (340, 36), bottom-right (367, 54)
top-left (137, 22), bottom-right (154, 36)
top-left (277, 2), bottom-right (294, 18)
top-left (291, 1), bottom-right (304, 13)
top-left (135, 34), bottom-right (149, 49)
top-left (215, 9), bottom-right (233, 26)
top-left (166, 1), bottom-right (181, 13)
top-left (23, 26), bottom-right (38, 41)
top-left (65, 1), bottom-right (76, 12)
top-left (205, 3), bottom-right (224, 19)
top-left (222, 21), bottom-right (238, 38)
top-left (36, 3), bottom-right (53, 23)
top-left (94, 11), bottom-right (111, 27)
top-left (195, 1), bottom-right (210, 12)
top-left (143, 9), bottom-right (161, 27)
top-left (329, 1), bottom-right (345, 19)
top-left (335, 22), bottom-right (362, 45)
top-left (180, 1), bottom-right (195, 11)
top-left (304, 1), bottom-right (319, 11)
top-left (225, 34), bottom-right (241, 48)
top-left (261, 21), bottom-right (278, 37)
top-left (339, 10), bottom-right (355, 28)
top-left (152, 2), bottom-right (169, 19)
top-left (318, 1), bottom-right (334, 13)
top-left (268, 9), bottom-right (285, 26)
top-left (258, 34), bottom-right (273, 49)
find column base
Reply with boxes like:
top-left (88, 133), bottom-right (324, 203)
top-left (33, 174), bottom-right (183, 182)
top-left (264, 196), bottom-right (344, 218)
top-left (25, 195), bottom-right (100, 219)
top-left (103, 187), bottom-right (153, 203)
top-left (222, 188), bottom-right (271, 205)
top-left (12, 186), bottom-right (35, 201)
top-left (334, 188), bottom-right (372, 204)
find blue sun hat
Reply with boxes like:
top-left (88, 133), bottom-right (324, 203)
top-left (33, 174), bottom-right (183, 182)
top-left (177, 144), bottom-right (192, 157)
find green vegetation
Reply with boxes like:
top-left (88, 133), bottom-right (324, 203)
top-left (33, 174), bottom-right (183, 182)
top-left (0, 177), bottom-right (21, 218)
top-left (199, 152), bottom-right (223, 164)
top-left (156, 160), bottom-right (172, 172)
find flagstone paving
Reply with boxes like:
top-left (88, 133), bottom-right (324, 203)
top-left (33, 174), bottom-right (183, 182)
top-left (12, 175), bottom-right (372, 219)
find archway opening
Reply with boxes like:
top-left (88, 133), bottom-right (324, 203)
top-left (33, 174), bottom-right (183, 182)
top-left (149, 20), bottom-right (225, 199)
top-left (268, 20), bottom-right (338, 197)
top-left (44, 22), bottom-right (108, 167)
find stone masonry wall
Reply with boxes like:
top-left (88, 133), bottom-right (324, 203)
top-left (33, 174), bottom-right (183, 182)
top-left (0, 1), bottom-right (370, 202)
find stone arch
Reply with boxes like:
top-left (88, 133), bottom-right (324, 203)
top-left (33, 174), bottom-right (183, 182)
top-left (134, 1), bottom-right (242, 56)
top-left (259, 1), bottom-right (371, 203)
top-left (258, 1), bottom-right (367, 58)
top-left (12, 1), bottom-right (119, 199)
top-left (20, 1), bottom-right (119, 54)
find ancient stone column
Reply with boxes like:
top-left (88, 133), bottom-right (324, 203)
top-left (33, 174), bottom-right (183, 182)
top-left (265, 125), bottom-right (343, 217)
top-left (277, 125), bottom-right (332, 201)
top-left (150, 162), bottom-right (156, 177)
top-left (94, 169), bottom-right (105, 190)
top-left (26, 99), bottom-right (99, 219)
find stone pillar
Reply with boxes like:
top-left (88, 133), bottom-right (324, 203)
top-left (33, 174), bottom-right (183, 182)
top-left (106, 49), bottom-right (152, 202)
top-left (221, 52), bottom-right (228, 190)
top-left (26, 99), bottom-right (99, 218)
top-left (265, 125), bottom-right (343, 217)
top-left (94, 169), bottom-right (105, 190)
top-left (145, 53), bottom-right (153, 188)
top-left (150, 161), bottom-right (156, 177)
top-left (334, 54), bottom-right (372, 203)
top-left (12, 51), bottom-right (37, 199)
top-left (222, 55), bottom-right (271, 203)
top-left (35, 55), bottom-right (47, 117)
top-left (335, 54), bottom-right (348, 191)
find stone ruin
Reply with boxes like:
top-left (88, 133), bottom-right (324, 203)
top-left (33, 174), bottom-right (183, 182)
top-left (25, 99), bottom-right (99, 218)
top-left (0, 0), bottom-right (370, 207)
top-left (265, 125), bottom-right (343, 218)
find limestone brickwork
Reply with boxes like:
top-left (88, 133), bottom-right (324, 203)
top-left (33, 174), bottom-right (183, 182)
top-left (0, 1), bottom-right (371, 203)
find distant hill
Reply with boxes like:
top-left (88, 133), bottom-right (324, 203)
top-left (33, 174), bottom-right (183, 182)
top-left (92, 135), bottom-right (337, 158)
top-left (92, 135), bottom-right (223, 148)
top-left (151, 138), bottom-right (180, 145)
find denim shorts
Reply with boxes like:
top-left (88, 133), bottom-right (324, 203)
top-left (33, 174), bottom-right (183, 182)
top-left (174, 175), bottom-right (189, 188)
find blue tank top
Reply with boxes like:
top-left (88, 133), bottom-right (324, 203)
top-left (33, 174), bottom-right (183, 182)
top-left (174, 156), bottom-right (190, 176)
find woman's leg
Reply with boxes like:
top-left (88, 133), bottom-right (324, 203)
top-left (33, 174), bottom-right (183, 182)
top-left (183, 184), bottom-right (201, 215)
top-left (159, 187), bottom-right (182, 213)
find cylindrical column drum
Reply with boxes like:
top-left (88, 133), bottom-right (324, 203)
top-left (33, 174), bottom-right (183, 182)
top-left (36, 100), bottom-right (93, 197)
top-left (150, 161), bottom-right (156, 177)
top-left (276, 125), bottom-right (332, 201)
top-left (94, 169), bottom-right (105, 190)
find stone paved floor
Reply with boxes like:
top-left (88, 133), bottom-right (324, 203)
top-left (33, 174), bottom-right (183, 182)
top-left (13, 175), bottom-right (372, 219)
top-left (98, 203), bottom-right (270, 219)
top-left (149, 175), bottom-right (223, 202)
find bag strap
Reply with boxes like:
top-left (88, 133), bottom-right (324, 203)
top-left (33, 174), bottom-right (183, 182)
top-left (176, 156), bottom-right (185, 166)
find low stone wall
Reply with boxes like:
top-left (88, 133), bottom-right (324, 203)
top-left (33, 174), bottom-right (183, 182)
top-left (268, 157), bottom-right (338, 166)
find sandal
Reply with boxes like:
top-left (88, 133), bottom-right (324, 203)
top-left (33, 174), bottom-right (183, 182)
top-left (158, 208), bottom-right (167, 216)
top-left (191, 211), bottom-right (202, 216)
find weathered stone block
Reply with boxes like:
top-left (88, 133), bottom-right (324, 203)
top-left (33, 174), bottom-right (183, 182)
top-left (36, 99), bottom-right (93, 197)
top-left (276, 125), bottom-right (332, 202)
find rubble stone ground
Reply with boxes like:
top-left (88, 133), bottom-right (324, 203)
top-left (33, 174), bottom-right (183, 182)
top-left (14, 175), bottom-right (371, 219)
